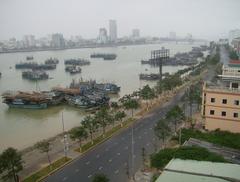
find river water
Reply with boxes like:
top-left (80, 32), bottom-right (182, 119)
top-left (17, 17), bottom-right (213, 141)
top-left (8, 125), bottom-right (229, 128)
top-left (0, 42), bottom-right (203, 151)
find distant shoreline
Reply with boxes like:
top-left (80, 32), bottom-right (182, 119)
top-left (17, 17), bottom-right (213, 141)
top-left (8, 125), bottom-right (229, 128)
top-left (0, 42), bottom-right (154, 54)
top-left (0, 40), bottom-right (204, 55)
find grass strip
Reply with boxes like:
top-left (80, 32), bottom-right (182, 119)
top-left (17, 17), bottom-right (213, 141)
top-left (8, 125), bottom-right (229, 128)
top-left (23, 157), bottom-right (71, 182)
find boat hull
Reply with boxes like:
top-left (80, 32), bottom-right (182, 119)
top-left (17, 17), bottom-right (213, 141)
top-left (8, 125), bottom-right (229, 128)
top-left (7, 103), bottom-right (48, 109)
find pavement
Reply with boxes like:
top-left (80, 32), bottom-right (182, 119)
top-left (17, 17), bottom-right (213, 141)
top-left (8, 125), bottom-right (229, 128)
top-left (44, 87), bottom-right (187, 182)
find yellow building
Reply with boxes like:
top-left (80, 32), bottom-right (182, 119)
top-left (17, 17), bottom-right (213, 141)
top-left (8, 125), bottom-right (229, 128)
top-left (201, 83), bottom-right (240, 133)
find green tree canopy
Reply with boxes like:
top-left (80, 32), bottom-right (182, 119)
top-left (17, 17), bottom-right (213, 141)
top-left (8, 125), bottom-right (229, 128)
top-left (35, 140), bottom-right (52, 166)
top-left (69, 126), bottom-right (88, 152)
top-left (154, 119), bottom-right (171, 148)
top-left (166, 105), bottom-right (184, 132)
top-left (0, 147), bottom-right (23, 182)
top-left (82, 115), bottom-right (98, 144)
top-left (123, 98), bottom-right (140, 117)
top-left (92, 173), bottom-right (110, 182)
top-left (95, 107), bottom-right (113, 137)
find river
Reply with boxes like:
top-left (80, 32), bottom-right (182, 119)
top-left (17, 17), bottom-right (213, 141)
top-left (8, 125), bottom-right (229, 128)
top-left (0, 42), bottom-right (204, 152)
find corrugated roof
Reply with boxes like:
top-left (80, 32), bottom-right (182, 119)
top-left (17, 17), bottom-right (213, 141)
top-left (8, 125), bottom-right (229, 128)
top-left (156, 159), bottom-right (240, 182)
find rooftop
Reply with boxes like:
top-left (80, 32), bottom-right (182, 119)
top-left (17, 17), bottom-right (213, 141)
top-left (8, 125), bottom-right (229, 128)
top-left (156, 159), bottom-right (240, 182)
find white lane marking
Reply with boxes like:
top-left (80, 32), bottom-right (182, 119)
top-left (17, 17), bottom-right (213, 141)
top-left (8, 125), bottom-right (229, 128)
top-left (114, 170), bottom-right (119, 174)
top-left (96, 154), bottom-right (100, 158)
top-left (75, 168), bottom-right (79, 173)
top-left (146, 143), bottom-right (150, 146)
top-left (108, 159), bottom-right (112, 163)
top-left (62, 177), bottom-right (68, 181)
top-left (99, 166), bottom-right (103, 170)
top-left (85, 161), bottom-right (90, 165)
top-left (117, 152), bottom-right (121, 156)
top-left (149, 127), bottom-right (152, 130)
top-left (88, 174), bottom-right (92, 178)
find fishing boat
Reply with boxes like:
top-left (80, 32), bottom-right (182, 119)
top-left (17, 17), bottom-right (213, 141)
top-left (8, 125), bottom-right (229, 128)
top-left (26, 56), bottom-right (33, 60)
top-left (90, 53), bottom-right (117, 60)
top-left (2, 91), bottom-right (48, 109)
top-left (64, 59), bottom-right (90, 66)
top-left (22, 70), bottom-right (49, 80)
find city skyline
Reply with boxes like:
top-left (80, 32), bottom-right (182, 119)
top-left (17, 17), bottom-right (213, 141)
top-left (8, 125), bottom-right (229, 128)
top-left (1, 0), bottom-right (240, 40)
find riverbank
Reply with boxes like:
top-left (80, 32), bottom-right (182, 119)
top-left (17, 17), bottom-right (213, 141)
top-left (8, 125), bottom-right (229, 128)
top-left (19, 65), bottom-right (206, 180)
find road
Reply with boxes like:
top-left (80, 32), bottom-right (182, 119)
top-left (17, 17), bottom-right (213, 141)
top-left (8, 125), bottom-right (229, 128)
top-left (45, 50), bottom-right (218, 182)
top-left (45, 89), bottom-right (186, 182)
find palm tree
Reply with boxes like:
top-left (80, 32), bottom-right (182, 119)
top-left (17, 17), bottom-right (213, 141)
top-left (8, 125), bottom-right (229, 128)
top-left (69, 126), bottom-right (88, 152)
top-left (35, 140), bottom-right (52, 168)
top-left (114, 111), bottom-right (126, 127)
top-left (82, 115), bottom-right (98, 144)
top-left (154, 119), bottom-right (171, 149)
top-left (140, 85), bottom-right (155, 110)
top-left (166, 105), bottom-right (184, 133)
top-left (92, 173), bottom-right (110, 182)
top-left (123, 98), bottom-right (140, 117)
top-left (95, 107), bottom-right (112, 137)
top-left (0, 147), bottom-right (23, 182)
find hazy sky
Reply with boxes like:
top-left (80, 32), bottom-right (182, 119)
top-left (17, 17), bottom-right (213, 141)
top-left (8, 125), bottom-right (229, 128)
top-left (0, 0), bottom-right (240, 40)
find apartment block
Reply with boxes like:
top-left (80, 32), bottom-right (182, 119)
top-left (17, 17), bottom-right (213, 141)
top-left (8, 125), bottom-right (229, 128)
top-left (201, 83), bottom-right (240, 133)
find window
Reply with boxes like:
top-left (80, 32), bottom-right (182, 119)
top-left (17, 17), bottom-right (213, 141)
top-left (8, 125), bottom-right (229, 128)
top-left (234, 100), bottom-right (239, 106)
top-left (234, 113), bottom-right (238, 118)
top-left (222, 111), bottom-right (226, 116)
top-left (222, 99), bottom-right (227, 104)
top-left (210, 110), bottom-right (215, 115)
top-left (211, 98), bottom-right (215, 103)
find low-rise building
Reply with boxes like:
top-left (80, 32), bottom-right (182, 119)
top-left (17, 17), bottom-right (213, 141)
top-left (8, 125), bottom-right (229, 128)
top-left (156, 159), bottom-right (240, 182)
top-left (201, 82), bottom-right (240, 133)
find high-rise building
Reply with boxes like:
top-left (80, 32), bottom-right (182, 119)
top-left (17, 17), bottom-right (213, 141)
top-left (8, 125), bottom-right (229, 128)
top-left (98, 28), bottom-right (108, 44)
top-left (229, 29), bottom-right (240, 45)
top-left (109, 20), bottom-right (117, 42)
top-left (132, 29), bottom-right (140, 39)
top-left (51, 33), bottom-right (65, 48)
top-left (23, 35), bottom-right (36, 48)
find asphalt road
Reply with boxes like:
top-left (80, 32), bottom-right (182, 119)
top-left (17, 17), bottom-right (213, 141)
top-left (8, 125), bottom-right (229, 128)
top-left (45, 89), bottom-right (186, 182)
top-left (45, 49), bottom-right (218, 182)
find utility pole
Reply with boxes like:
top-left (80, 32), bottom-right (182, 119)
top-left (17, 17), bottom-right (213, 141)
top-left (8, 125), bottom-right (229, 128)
top-left (61, 112), bottom-right (68, 159)
top-left (131, 123), bottom-right (135, 181)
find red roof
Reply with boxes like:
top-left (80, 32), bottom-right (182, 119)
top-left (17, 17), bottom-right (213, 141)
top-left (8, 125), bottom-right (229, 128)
top-left (229, 60), bottom-right (240, 64)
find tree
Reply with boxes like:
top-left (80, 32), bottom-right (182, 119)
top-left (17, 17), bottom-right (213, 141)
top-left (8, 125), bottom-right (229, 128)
top-left (82, 115), bottom-right (98, 144)
top-left (140, 85), bottom-right (155, 110)
top-left (141, 147), bottom-right (147, 170)
top-left (35, 140), bottom-right (52, 167)
top-left (166, 105), bottom-right (184, 133)
top-left (123, 99), bottom-right (140, 117)
top-left (69, 126), bottom-right (88, 152)
top-left (92, 173), bottom-right (110, 182)
top-left (0, 147), bottom-right (23, 182)
top-left (110, 102), bottom-right (119, 110)
top-left (114, 111), bottom-right (126, 127)
top-left (95, 107), bottom-right (112, 137)
top-left (154, 119), bottom-right (171, 149)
